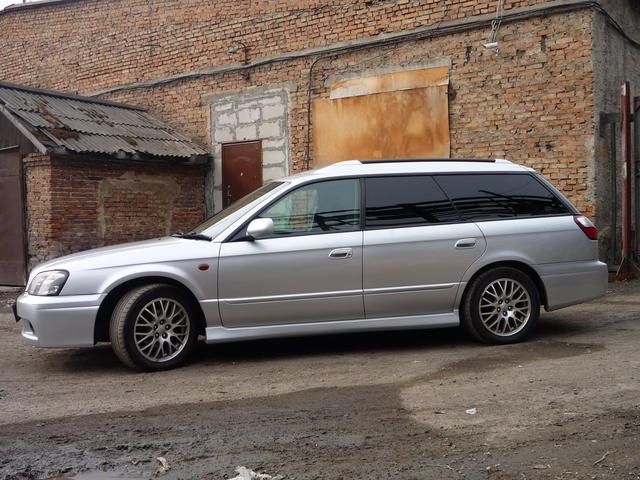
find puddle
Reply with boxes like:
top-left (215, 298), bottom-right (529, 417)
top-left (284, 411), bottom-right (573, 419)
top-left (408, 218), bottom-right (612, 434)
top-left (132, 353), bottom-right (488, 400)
top-left (61, 469), bottom-right (152, 480)
top-left (406, 340), bottom-right (604, 385)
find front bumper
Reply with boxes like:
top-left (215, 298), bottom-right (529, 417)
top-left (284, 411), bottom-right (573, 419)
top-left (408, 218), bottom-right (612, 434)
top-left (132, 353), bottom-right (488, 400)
top-left (16, 293), bottom-right (104, 347)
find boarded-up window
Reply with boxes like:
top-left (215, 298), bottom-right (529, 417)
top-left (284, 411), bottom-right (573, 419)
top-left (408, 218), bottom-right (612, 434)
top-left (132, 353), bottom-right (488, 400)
top-left (312, 66), bottom-right (450, 167)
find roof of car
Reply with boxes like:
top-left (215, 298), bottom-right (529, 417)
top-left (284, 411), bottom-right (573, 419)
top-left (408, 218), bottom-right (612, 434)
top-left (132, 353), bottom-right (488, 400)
top-left (284, 159), bottom-right (533, 182)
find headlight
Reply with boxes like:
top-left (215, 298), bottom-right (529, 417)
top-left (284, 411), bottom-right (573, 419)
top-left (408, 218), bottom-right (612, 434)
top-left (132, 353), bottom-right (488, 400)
top-left (27, 270), bottom-right (69, 296)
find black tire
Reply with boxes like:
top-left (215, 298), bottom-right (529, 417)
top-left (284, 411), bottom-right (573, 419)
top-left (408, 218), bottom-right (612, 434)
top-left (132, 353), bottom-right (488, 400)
top-left (109, 284), bottom-right (199, 371)
top-left (461, 267), bottom-right (540, 344)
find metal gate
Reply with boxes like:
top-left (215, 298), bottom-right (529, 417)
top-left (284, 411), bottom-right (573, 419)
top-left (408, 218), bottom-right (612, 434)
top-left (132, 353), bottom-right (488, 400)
top-left (0, 147), bottom-right (26, 285)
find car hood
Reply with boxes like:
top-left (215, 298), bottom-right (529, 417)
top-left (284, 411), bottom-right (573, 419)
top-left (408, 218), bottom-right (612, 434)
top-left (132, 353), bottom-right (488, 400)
top-left (31, 237), bottom-right (219, 275)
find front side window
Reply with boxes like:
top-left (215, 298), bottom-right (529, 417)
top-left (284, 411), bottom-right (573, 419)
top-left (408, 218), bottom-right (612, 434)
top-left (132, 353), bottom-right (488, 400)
top-left (192, 181), bottom-right (286, 237)
top-left (434, 173), bottom-right (570, 221)
top-left (259, 179), bottom-right (360, 236)
top-left (365, 175), bottom-right (459, 229)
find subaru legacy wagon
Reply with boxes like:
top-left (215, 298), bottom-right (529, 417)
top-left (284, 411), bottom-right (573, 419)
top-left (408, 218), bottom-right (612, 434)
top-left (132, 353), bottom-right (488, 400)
top-left (15, 159), bottom-right (608, 370)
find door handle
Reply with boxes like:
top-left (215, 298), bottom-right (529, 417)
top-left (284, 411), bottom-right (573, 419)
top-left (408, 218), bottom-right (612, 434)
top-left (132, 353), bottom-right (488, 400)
top-left (455, 238), bottom-right (477, 249)
top-left (328, 248), bottom-right (353, 259)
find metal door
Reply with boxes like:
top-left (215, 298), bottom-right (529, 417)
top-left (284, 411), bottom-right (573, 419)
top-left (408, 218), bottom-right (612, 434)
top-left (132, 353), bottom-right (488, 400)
top-left (218, 178), bottom-right (364, 327)
top-left (222, 140), bottom-right (262, 208)
top-left (363, 223), bottom-right (486, 318)
top-left (218, 231), bottom-right (364, 327)
top-left (0, 148), bottom-right (26, 285)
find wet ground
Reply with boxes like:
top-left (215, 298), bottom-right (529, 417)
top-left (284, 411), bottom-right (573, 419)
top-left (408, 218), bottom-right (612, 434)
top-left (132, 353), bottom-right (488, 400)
top-left (0, 282), bottom-right (639, 479)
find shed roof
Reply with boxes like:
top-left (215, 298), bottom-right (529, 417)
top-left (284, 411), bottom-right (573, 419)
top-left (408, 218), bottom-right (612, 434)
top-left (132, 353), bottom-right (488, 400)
top-left (0, 81), bottom-right (209, 163)
top-left (0, 0), bottom-right (80, 15)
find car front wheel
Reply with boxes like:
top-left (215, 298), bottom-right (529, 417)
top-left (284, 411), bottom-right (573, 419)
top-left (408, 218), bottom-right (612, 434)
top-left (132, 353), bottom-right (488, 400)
top-left (109, 284), bottom-right (198, 371)
top-left (461, 267), bottom-right (540, 344)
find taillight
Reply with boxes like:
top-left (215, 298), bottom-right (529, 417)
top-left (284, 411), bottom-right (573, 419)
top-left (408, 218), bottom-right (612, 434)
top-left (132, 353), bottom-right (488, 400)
top-left (573, 214), bottom-right (598, 240)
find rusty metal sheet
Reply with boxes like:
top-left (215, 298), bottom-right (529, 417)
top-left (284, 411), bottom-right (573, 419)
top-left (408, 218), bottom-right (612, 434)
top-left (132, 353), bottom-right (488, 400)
top-left (313, 84), bottom-right (450, 166)
top-left (330, 66), bottom-right (449, 100)
top-left (0, 149), bottom-right (26, 286)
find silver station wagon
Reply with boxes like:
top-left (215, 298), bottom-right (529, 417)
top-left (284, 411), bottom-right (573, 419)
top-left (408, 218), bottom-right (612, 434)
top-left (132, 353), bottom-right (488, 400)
top-left (15, 159), bottom-right (608, 370)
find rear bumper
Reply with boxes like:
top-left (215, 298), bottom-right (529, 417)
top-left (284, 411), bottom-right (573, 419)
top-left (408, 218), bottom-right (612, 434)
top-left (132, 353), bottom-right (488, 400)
top-left (535, 260), bottom-right (608, 311)
top-left (16, 293), bottom-right (103, 347)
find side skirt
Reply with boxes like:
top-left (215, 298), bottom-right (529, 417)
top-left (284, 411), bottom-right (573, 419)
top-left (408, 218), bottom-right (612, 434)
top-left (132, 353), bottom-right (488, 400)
top-left (204, 312), bottom-right (460, 344)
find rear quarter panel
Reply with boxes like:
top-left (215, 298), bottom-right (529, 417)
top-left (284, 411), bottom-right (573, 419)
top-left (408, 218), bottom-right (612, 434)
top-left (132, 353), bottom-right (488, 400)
top-left (466, 216), bottom-right (596, 272)
top-left (459, 215), bottom-right (604, 309)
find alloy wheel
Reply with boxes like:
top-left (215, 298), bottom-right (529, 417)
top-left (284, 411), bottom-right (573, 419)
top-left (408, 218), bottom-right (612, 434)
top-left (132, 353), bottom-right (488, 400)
top-left (133, 298), bottom-right (191, 362)
top-left (479, 278), bottom-right (531, 336)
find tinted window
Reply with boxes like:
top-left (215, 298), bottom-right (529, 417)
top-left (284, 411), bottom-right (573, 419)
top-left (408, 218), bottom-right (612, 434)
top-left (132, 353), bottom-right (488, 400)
top-left (435, 174), bottom-right (569, 221)
top-left (259, 179), bottom-right (360, 236)
top-left (365, 176), bottom-right (459, 228)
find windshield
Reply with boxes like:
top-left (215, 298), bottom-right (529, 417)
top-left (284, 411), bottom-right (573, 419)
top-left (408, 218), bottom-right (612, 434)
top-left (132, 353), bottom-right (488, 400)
top-left (191, 181), bottom-right (286, 238)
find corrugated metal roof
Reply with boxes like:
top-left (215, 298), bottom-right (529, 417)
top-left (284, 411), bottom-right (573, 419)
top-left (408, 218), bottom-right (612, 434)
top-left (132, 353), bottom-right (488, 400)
top-left (1, 0), bottom-right (80, 15)
top-left (0, 81), bottom-right (209, 162)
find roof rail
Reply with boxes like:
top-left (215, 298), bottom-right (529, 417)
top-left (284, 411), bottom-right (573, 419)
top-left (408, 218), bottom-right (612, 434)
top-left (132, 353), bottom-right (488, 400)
top-left (359, 158), bottom-right (496, 164)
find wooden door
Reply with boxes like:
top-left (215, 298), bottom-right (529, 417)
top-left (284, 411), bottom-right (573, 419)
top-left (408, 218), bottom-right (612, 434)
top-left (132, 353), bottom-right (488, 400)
top-left (0, 148), bottom-right (26, 286)
top-left (222, 140), bottom-right (263, 208)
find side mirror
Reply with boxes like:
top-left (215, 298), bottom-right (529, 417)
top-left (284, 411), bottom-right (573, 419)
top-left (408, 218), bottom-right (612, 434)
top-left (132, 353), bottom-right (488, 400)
top-left (246, 218), bottom-right (274, 240)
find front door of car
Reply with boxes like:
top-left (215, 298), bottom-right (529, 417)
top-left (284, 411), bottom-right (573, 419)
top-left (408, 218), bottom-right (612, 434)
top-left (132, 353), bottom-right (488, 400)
top-left (218, 178), bottom-right (364, 328)
top-left (362, 175), bottom-right (486, 318)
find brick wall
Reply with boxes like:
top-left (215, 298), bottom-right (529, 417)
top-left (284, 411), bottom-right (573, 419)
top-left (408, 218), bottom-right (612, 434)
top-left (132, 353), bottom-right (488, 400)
top-left (313, 11), bottom-right (595, 215)
top-left (23, 154), bottom-right (205, 267)
top-left (1, 0), bottom-right (599, 220)
top-left (106, 9), bottom-right (594, 217)
top-left (23, 154), bottom-right (54, 267)
top-left (0, 0), bottom-right (549, 94)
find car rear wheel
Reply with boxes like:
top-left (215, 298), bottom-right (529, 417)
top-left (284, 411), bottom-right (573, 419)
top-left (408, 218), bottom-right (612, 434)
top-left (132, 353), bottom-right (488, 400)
top-left (109, 284), bottom-right (198, 371)
top-left (461, 267), bottom-right (540, 344)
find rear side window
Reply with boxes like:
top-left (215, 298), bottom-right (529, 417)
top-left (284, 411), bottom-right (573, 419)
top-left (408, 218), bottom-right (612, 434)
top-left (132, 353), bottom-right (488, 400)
top-left (434, 174), bottom-right (569, 221)
top-left (365, 175), bottom-right (460, 228)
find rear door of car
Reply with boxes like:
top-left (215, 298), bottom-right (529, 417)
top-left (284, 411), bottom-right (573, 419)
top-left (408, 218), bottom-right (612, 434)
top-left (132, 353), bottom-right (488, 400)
top-left (362, 175), bottom-right (486, 319)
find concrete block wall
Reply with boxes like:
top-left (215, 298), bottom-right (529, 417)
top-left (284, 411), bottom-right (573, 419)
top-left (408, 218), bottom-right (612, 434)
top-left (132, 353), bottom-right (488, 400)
top-left (208, 87), bottom-right (290, 213)
top-left (591, 1), bottom-right (640, 262)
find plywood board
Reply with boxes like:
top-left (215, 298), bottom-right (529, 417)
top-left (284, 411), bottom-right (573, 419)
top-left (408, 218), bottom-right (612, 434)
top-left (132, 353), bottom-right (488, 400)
top-left (329, 66), bottom-right (449, 100)
top-left (313, 84), bottom-right (450, 166)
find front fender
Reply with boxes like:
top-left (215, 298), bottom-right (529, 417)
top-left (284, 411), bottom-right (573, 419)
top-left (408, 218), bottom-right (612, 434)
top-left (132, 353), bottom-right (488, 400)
top-left (97, 264), bottom-right (213, 300)
top-left (94, 261), bottom-right (222, 331)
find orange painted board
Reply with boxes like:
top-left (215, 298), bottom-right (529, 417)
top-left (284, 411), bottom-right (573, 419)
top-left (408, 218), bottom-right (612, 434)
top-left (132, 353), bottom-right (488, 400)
top-left (312, 85), bottom-right (450, 166)
top-left (329, 66), bottom-right (449, 100)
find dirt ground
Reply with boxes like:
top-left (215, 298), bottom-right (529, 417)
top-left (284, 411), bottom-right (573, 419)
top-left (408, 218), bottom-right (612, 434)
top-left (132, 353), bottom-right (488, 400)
top-left (0, 282), bottom-right (639, 480)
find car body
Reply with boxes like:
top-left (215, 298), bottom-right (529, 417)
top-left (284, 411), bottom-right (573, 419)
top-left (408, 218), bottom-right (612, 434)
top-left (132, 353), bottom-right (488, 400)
top-left (15, 159), bottom-right (608, 370)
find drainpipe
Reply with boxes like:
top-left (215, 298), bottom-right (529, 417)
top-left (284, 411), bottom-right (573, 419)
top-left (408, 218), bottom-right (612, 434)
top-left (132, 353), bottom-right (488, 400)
top-left (617, 82), bottom-right (639, 275)
top-left (610, 120), bottom-right (618, 265)
top-left (622, 82), bottom-right (632, 262)
top-left (634, 95), bottom-right (640, 258)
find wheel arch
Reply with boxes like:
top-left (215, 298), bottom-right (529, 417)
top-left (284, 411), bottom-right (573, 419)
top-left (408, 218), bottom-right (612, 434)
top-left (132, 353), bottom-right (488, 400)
top-left (459, 261), bottom-right (548, 310)
top-left (94, 276), bottom-right (206, 343)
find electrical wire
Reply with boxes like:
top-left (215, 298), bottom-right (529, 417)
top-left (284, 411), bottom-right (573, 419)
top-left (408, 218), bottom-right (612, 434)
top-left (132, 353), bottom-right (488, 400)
top-left (487, 0), bottom-right (505, 44)
top-left (592, 3), bottom-right (640, 50)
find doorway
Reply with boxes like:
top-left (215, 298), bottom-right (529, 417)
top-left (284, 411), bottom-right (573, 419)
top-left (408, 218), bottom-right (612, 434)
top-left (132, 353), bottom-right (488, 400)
top-left (0, 147), bottom-right (26, 285)
top-left (221, 140), bottom-right (263, 208)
